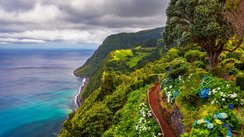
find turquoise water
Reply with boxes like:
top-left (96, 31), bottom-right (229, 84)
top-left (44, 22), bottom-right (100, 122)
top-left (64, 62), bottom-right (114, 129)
top-left (0, 49), bottom-right (93, 137)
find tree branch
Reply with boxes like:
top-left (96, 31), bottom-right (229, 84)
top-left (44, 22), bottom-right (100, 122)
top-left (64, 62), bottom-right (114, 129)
top-left (223, 38), bottom-right (243, 52)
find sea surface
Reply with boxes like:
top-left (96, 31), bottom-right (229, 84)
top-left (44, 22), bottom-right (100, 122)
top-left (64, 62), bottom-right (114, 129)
top-left (0, 49), bottom-right (94, 137)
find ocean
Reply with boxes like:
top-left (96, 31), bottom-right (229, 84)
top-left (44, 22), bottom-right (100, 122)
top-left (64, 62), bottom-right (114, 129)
top-left (0, 49), bottom-right (94, 137)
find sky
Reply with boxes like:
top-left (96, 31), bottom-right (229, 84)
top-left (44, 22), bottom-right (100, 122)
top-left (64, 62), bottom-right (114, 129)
top-left (0, 0), bottom-right (169, 49)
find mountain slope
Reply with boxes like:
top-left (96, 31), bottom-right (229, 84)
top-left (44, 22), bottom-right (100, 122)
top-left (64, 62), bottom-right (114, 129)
top-left (74, 27), bottom-right (164, 77)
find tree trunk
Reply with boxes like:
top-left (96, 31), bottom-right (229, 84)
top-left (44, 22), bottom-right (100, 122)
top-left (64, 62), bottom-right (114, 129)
top-left (207, 50), bottom-right (221, 68)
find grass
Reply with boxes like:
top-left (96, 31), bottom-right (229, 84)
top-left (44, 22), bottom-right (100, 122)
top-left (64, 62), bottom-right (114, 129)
top-left (112, 48), bottom-right (153, 68)
top-left (126, 52), bottom-right (149, 68)
top-left (113, 49), bottom-right (133, 60)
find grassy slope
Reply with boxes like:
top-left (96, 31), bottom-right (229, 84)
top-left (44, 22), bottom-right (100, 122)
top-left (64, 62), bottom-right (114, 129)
top-left (60, 26), bottom-right (243, 136)
top-left (73, 27), bottom-right (164, 77)
top-left (78, 28), bottom-right (164, 99)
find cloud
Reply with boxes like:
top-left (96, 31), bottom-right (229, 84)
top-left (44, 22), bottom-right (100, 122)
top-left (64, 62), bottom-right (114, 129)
top-left (0, 0), bottom-right (169, 46)
top-left (0, 2), bottom-right (62, 23)
top-left (0, 38), bottom-right (45, 44)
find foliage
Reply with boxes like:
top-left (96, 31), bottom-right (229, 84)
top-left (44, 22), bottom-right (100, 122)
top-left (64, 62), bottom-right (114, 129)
top-left (167, 58), bottom-right (190, 79)
top-left (163, 0), bottom-right (242, 67)
top-left (226, 52), bottom-right (242, 60)
top-left (135, 103), bottom-right (161, 137)
top-left (60, 15), bottom-right (244, 136)
top-left (184, 50), bottom-right (206, 62)
top-left (177, 73), bottom-right (202, 107)
top-left (236, 72), bottom-right (244, 90)
top-left (235, 61), bottom-right (244, 70)
top-left (193, 61), bottom-right (206, 69)
top-left (182, 109), bottom-right (241, 137)
top-left (164, 48), bottom-right (179, 62)
top-left (102, 86), bottom-right (161, 137)
top-left (126, 52), bottom-right (149, 68)
top-left (74, 27), bottom-right (164, 77)
top-left (112, 49), bottom-right (133, 60)
top-left (200, 75), bottom-right (241, 106)
top-left (162, 77), bottom-right (181, 103)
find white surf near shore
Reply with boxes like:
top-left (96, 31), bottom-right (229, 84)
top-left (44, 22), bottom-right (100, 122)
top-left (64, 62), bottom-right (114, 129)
top-left (74, 78), bottom-right (86, 108)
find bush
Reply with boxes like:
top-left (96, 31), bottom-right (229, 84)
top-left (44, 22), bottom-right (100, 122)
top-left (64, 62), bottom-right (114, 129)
top-left (184, 50), bottom-right (206, 62)
top-left (183, 109), bottom-right (241, 137)
top-left (236, 72), bottom-right (244, 90)
top-left (178, 74), bottom-right (201, 107)
top-left (235, 61), bottom-right (244, 70)
top-left (168, 58), bottom-right (190, 79)
top-left (210, 65), bottom-right (225, 77)
top-left (226, 52), bottom-right (241, 60)
top-left (193, 61), bottom-right (206, 69)
top-left (220, 58), bottom-right (238, 66)
top-left (164, 48), bottom-right (179, 62)
top-left (228, 68), bottom-right (238, 75)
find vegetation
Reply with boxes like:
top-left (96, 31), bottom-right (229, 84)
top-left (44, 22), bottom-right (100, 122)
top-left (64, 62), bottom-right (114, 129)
top-left (163, 0), bottom-right (243, 67)
top-left (60, 0), bottom-right (243, 136)
top-left (73, 27), bottom-right (164, 99)
top-left (74, 27), bottom-right (164, 77)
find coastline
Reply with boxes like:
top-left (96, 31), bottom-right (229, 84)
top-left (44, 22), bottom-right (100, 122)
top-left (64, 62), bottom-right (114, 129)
top-left (73, 74), bottom-right (89, 108)
top-left (74, 77), bottom-right (87, 108)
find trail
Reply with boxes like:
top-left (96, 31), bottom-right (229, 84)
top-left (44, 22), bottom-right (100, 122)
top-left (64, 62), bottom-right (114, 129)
top-left (148, 83), bottom-right (175, 137)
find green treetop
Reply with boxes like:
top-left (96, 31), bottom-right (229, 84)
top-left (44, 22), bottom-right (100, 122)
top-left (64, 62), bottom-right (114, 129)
top-left (163, 0), bottom-right (243, 67)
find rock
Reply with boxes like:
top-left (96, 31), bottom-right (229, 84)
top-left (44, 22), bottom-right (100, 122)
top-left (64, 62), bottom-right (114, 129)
top-left (170, 105), bottom-right (185, 137)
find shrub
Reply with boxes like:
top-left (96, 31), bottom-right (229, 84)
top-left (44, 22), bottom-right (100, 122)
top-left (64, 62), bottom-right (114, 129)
top-left (168, 58), bottom-right (190, 79)
top-left (220, 58), bottom-right (238, 66)
top-left (235, 61), bottom-right (244, 70)
top-left (199, 75), bottom-right (241, 107)
top-left (228, 68), bottom-right (238, 75)
top-left (161, 77), bottom-right (181, 103)
top-left (164, 48), bottom-right (179, 62)
top-left (210, 65), bottom-right (225, 77)
top-left (236, 72), bottom-right (244, 90)
top-left (193, 61), bottom-right (206, 69)
top-left (178, 74), bottom-right (201, 107)
top-left (184, 50), bottom-right (206, 62)
top-left (182, 109), bottom-right (241, 137)
top-left (218, 53), bottom-right (226, 62)
top-left (226, 52), bottom-right (242, 60)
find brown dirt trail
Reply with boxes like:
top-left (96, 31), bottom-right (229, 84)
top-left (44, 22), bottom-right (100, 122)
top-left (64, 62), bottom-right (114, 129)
top-left (148, 83), bottom-right (175, 137)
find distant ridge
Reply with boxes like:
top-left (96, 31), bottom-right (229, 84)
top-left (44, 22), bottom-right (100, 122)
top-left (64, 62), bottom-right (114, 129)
top-left (74, 27), bottom-right (164, 77)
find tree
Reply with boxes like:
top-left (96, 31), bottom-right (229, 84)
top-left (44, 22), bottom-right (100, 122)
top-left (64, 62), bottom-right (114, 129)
top-left (72, 103), bottom-right (113, 137)
top-left (163, 0), bottom-right (243, 68)
top-left (223, 0), bottom-right (244, 39)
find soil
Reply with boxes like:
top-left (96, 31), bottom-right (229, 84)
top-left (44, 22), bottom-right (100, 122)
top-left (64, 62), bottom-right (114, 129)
top-left (148, 83), bottom-right (176, 137)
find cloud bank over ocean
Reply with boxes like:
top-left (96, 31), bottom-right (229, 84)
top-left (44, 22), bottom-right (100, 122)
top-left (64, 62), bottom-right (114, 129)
top-left (0, 0), bottom-right (169, 45)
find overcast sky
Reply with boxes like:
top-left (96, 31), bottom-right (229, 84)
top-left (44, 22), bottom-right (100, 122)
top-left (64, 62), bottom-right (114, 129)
top-left (0, 0), bottom-right (169, 48)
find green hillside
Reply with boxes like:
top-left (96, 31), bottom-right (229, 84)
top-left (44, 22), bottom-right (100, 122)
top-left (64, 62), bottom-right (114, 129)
top-left (60, 0), bottom-right (243, 136)
top-left (73, 27), bottom-right (164, 77)
top-left (75, 28), bottom-right (164, 99)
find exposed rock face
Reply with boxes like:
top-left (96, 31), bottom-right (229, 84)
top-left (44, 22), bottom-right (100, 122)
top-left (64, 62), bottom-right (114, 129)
top-left (170, 105), bottom-right (185, 137)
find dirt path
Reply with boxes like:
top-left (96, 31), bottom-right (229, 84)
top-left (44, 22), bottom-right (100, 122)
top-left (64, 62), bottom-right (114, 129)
top-left (148, 83), bottom-right (176, 137)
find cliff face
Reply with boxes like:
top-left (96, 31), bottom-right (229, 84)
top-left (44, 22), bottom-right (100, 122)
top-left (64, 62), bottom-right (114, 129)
top-left (59, 24), bottom-right (243, 136)
top-left (74, 27), bottom-right (164, 99)
top-left (73, 27), bottom-right (164, 77)
top-left (59, 27), bottom-right (167, 137)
